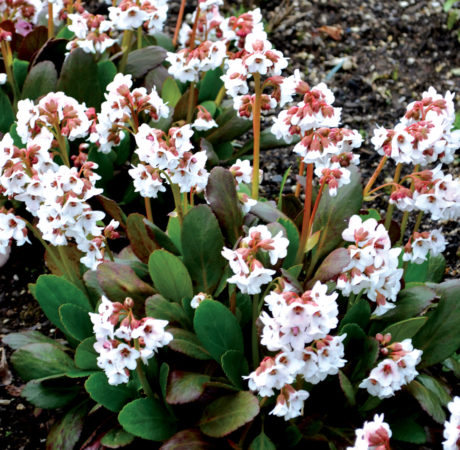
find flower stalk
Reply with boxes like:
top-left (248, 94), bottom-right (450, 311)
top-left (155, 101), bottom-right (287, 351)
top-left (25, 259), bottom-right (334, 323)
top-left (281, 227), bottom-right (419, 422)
top-left (363, 156), bottom-right (388, 198)
top-left (384, 162), bottom-right (403, 230)
top-left (251, 72), bottom-right (262, 200)
top-left (296, 163), bottom-right (314, 265)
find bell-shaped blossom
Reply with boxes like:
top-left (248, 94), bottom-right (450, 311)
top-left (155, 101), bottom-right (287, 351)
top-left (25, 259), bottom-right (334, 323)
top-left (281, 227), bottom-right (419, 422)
top-left (347, 414), bottom-right (392, 450)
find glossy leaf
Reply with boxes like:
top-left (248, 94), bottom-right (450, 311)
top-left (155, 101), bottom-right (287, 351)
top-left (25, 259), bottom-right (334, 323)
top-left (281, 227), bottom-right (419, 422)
top-left (166, 371), bottom-right (210, 404)
top-left (85, 372), bottom-right (137, 412)
top-left (249, 432), bottom-right (276, 450)
top-left (125, 45), bottom-right (166, 78)
top-left (250, 200), bottom-right (289, 223)
top-left (74, 337), bottom-right (99, 370)
top-left (194, 300), bottom-right (244, 363)
top-left (2, 330), bottom-right (67, 351)
top-left (199, 391), bottom-right (259, 438)
top-left (97, 59), bottom-right (117, 91)
top-left (126, 213), bottom-right (158, 263)
top-left (309, 247), bottom-right (350, 287)
top-left (339, 298), bottom-right (371, 331)
top-left (96, 195), bottom-right (127, 229)
top-left (46, 401), bottom-right (89, 450)
top-left (167, 328), bottom-right (212, 360)
top-left (17, 26), bottom-right (47, 60)
top-left (413, 280), bottom-right (460, 367)
top-left (338, 370), bottom-right (355, 406)
top-left (100, 427), bottom-right (135, 448)
top-left (382, 317), bottom-right (428, 343)
top-left (390, 416), bottom-right (426, 444)
top-left (59, 303), bottom-right (93, 342)
top-left (205, 167), bottom-right (243, 245)
top-left (181, 205), bottom-right (226, 294)
top-left (407, 379), bottom-right (446, 424)
top-left (11, 343), bottom-right (75, 381)
top-left (13, 58), bottom-right (28, 90)
top-left (162, 77), bottom-right (182, 108)
top-left (144, 219), bottom-right (180, 256)
top-left (149, 250), bottom-right (193, 302)
top-left (21, 60), bottom-right (58, 101)
top-left (145, 295), bottom-right (191, 329)
top-left (221, 350), bottom-right (248, 389)
top-left (118, 398), bottom-right (177, 441)
top-left (21, 378), bottom-right (79, 409)
top-left (198, 67), bottom-right (223, 103)
top-left (161, 429), bottom-right (211, 450)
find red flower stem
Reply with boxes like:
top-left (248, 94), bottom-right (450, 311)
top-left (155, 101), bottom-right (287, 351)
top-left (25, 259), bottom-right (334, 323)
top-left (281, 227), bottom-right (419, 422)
top-left (144, 197), bottom-right (153, 223)
top-left (295, 161), bottom-right (305, 198)
top-left (397, 164), bottom-right (420, 246)
top-left (363, 155), bottom-right (388, 197)
top-left (384, 162), bottom-right (403, 230)
top-left (0, 40), bottom-right (18, 112)
top-left (173, 0), bottom-right (187, 47)
top-left (251, 72), bottom-right (262, 200)
top-left (308, 179), bottom-right (326, 235)
top-left (296, 163), bottom-right (314, 264)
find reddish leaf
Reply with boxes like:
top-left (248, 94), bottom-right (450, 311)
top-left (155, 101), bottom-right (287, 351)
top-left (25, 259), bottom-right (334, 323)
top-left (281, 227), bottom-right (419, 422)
top-left (166, 371), bottom-right (210, 404)
top-left (161, 429), bottom-right (211, 450)
top-left (17, 26), bottom-right (48, 61)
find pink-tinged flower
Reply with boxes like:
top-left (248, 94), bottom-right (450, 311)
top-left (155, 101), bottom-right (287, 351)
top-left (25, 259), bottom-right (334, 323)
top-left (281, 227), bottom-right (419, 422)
top-left (347, 414), bottom-right (392, 450)
top-left (270, 385), bottom-right (310, 420)
top-left (403, 229), bottom-right (446, 264)
top-left (443, 396), bottom-right (460, 450)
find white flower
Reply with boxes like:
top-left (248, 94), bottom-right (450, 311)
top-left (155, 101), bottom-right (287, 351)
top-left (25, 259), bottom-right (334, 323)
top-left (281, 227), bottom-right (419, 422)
top-left (347, 414), bottom-right (392, 450)
top-left (443, 396), bottom-right (460, 450)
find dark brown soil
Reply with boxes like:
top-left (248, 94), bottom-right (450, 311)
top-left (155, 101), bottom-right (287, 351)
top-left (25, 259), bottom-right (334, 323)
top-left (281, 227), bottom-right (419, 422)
top-left (1, 0), bottom-right (459, 448)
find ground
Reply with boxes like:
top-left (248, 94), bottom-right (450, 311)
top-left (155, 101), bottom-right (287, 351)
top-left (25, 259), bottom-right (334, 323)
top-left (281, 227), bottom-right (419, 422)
top-left (1, 0), bottom-right (459, 448)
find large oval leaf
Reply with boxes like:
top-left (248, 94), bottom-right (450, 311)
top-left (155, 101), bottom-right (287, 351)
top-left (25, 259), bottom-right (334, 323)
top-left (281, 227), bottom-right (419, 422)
top-left (21, 378), bottom-right (79, 409)
top-left (382, 317), bottom-right (428, 343)
top-left (59, 303), bottom-right (93, 342)
top-left (21, 60), bottom-right (57, 100)
top-left (118, 398), bottom-right (177, 441)
top-left (166, 371), bottom-right (210, 404)
top-left (193, 300), bottom-right (244, 363)
top-left (199, 391), bottom-right (259, 438)
top-left (181, 205), bottom-right (226, 294)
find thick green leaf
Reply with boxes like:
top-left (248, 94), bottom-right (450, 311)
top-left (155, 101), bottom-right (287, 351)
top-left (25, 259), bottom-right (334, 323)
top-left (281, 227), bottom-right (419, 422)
top-left (162, 77), bottom-right (182, 108)
top-left (250, 200), bottom-right (288, 223)
top-left (206, 107), bottom-right (252, 144)
top-left (59, 303), bottom-right (93, 342)
top-left (0, 88), bottom-right (15, 133)
top-left (57, 48), bottom-right (102, 108)
top-left (194, 300), bottom-right (244, 363)
top-left (97, 59), bottom-right (117, 91)
top-left (199, 391), bottom-right (259, 438)
top-left (166, 371), bottom-right (210, 404)
top-left (56, 25), bottom-right (75, 39)
top-left (161, 429), bottom-right (211, 449)
top-left (382, 317), bottom-right (427, 343)
top-left (426, 254), bottom-right (446, 283)
top-left (413, 280), bottom-right (460, 367)
top-left (74, 337), bottom-right (99, 370)
top-left (242, 128), bottom-right (300, 153)
top-left (21, 61), bottom-right (58, 100)
top-left (221, 350), bottom-right (248, 389)
top-left (100, 427), bottom-right (134, 448)
top-left (46, 401), bottom-right (89, 450)
top-left (11, 343), bottom-right (74, 382)
top-left (311, 166), bottom-right (362, 261)
top-left (144, 219), bottom-right (180, 256)
top-left (145, 295), bottom-right (191, 329)
top-left (198, 67), bottom-right (223, 103)
top-left (167, 328), bottom-right (212, 360)
top-left (34, 274), bottom-right (91, 333)
top-left (125, 45), bottom-right (166, 78)
top-left (407, 380), bottom-right (446, 424)
top-left (181, 205), bottom-right (226, 294)
top-left (151, 32), bottom-right (174, 51)
top-left (96, 261), bottom-right (155, 305)
top-left (118, 397), bottom-right (177, 441)
top-left (277, 218), bottom-right (299, 269)
top-left (249, 432), bottom-right (276, 450)
top-left (13, 58), bottom-right (29, 90)
top-left (338, 370), bottom-right (355, 406)
top-left (85, 372), bottom-right (137, 412)
top-left (173, 86), bottom-right (198, 121)
top-left (2, 331), bottom-right (66, 351)
top-left (205, 167), bottom-right (243, 245)
top-left (339, 298), bottom-right (371, 331)
top-left (167, 216), bottom-right (182, 253)
top-left (148, 250), bottom-right (193, 301)
top-left (405, 254), bottom-right (446, 284)
top-left (375, 285), bottom-right (436, 322)
top-left (21, 378), bottom-right (79, 409)
top-left (391, 416), bottom-right (426, 444)
top-left (417, 374), bottom-right (450, 405)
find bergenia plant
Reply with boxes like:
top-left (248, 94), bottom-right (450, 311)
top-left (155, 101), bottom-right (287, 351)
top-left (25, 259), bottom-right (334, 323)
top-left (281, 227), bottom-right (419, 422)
top-left (1, 1), bottom-right (460, 449)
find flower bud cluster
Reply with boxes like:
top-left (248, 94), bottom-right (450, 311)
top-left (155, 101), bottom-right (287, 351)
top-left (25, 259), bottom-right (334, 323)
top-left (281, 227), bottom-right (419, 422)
top-left (372, 88), bottom-right (460, 166)
top-left (221, 225), bottom-right (289, 295)
top-left (90, 296), bottom-right (173, 385)
top-left (67, 10), bottom-right (116, 54)
top-left (443, 396), bottom-right (460, 450)
top-left (272, 80), bottom-right (362, 196)
top-left (359, 333), bottom-right (422, 399)
top-left (0, 0), bottom-right (41, 24)
top-left (245, 280), bottom-right (346, 420)
top-left (93, 73), bottom-right (169, 154)
top-left (402, 229), bottom-right (446, 264)
top-left (0, 132), bottom-right (109, 269)
top-left (191, 105), bottom-right (218, 131)
top-left (337, 215), bottom-right (403, 316)
top-left (108, 0), bottom-right (168, 35)
top-left (0, 208), bottom-right (29, 254)
top-left (16, 92), bottom-right (92, 145)
top-left (129, 123), bottom-right (208, 196)
top-left (347, 413), bottom-right (392, 450)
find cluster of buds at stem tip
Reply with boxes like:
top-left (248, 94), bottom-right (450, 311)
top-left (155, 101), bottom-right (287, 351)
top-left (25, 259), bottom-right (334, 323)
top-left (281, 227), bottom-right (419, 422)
top-left (359, 333), bottom-right (422, 399)
top-left (347, 414), bottom-right (392, 450)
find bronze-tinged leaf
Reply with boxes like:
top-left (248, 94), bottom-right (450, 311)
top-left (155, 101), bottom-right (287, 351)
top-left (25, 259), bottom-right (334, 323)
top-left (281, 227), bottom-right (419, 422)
top-left (160, 429), bottom-right (212, 450)
top-left (307, 247), bottom-right (350, 288)
top-left (166, 371), bottom-right (210, 404)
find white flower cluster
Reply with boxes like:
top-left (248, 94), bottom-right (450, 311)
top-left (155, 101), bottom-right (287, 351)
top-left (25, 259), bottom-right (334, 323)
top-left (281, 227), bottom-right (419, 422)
top-left (372, 88), bottom-right (460, 166)
top-left (191, 105), bottom-right (217, 131)
top-left (0, 210), bottom-right (29, 254)
top-left (337, 215), bottom-right (403, 316)
top-left (90, 296), bottom-right (173, 385)
top-left (359, 334), bottom-right (422, 399)
top-left (67, 10), bottom-right (116, 54)
top-left (347, 414), bottom-right (392, 450)
top-left (0, 133), bottom-right (108, 269)
top-left (16, 92), bottom-right (91, 144)
top-left (93, 73), bottom-right (169, 154)
top-left (244, 280), bottom-right (346, 420)
top-left (0, 0), bottom-right (42, 24)
top-left (402, 229), bottom-right (446, 264)
top-left (129, 123), bottom-right (209, 196)
top-left (443, 396), bottom-right (460, 450)
top-left (221, 225), bottom-right (289, 295)
top-left (109, 0), bottom-right (168, 35)
top-left (271, 80), bottom-right (362, 196)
